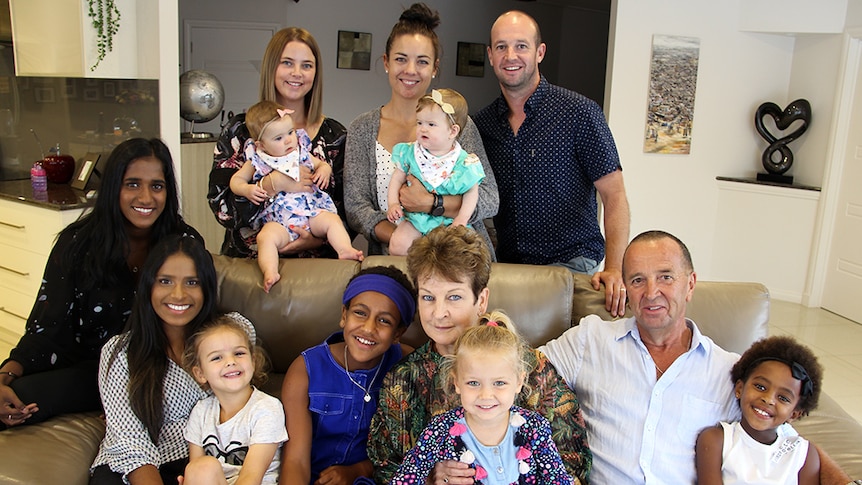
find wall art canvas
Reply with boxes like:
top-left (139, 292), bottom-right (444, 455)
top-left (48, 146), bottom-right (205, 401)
top-left (456, 42), bottom-right (485, 77)
top-left (643, 35), bottom-right (700, 154)
top-left (337, 31), bottom-right (372, 70)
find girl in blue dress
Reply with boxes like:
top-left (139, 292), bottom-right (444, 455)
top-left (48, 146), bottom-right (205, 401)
top-left (386, 88), bottom-right (485, 256)
top-left (279, 266), bottom-right (416, 485)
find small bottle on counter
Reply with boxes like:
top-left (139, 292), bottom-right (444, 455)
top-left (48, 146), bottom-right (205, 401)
top-left (31, 161), bottom-right (47, 192)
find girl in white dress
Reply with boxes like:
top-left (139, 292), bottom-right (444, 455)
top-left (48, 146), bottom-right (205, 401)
top-left (696, 335), bottom-right (823, 485)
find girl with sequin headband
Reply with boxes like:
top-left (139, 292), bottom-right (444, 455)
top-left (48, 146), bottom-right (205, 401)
top-left (230, 100), bottom-right (363, 293)
top-left (696, 335), bottom-right (823, 484)
top-left (181, 313), bottom-right (287, 485)
top-left (280, 266), bottom-right (416, 485)
top-left (386, 88), bottom-right (486, 256)
top-left (391, 313), bottom-right (573, 485)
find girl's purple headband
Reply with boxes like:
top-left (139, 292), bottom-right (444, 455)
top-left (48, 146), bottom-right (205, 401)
top-left (342, 274), bottom-right (416, 327)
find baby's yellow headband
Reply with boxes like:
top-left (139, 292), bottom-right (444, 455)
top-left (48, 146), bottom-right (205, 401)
top-left (427, 89), bottom-right (456, 126)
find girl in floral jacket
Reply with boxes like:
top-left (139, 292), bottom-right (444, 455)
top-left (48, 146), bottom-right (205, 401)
top-left (391, 316), bottom-right (572, 485)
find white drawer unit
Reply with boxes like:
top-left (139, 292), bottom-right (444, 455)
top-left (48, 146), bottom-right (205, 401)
top-left (0, 198), bottom-right (84, 351)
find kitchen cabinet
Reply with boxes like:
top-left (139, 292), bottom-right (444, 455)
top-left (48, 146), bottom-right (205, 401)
top-left (9, 0), bottom-right (158, 78)
top-left (0, 198), bottom-right (83, 358)
top-left (712, 178), bottom-right (819, 304)
top-left (180, 140), bottom-right (222, 253)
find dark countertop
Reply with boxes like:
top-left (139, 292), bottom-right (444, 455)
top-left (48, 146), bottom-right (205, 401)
top-left (181, 134), bottom-right (219, 144)
top-left (0, 179), bottom-right (94, 210)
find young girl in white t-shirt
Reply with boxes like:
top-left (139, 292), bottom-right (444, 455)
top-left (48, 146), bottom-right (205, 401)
top-left (182, 314), bottom-right (287, 485)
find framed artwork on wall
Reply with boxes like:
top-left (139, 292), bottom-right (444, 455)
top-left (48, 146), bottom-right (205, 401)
top-left (337, 31), bottom-right (372, 70)
top-left (643, 35), bottom-right (700, 154)
top-left (456, 42), bottom-right (485, 77)
top-left (35, 87), bottom-right (55, 103)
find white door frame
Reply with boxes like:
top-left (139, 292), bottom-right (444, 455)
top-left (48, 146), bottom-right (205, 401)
top-left (806, 28), bottom-right (862, 307)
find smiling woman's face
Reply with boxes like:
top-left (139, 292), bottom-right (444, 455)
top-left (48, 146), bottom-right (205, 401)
top-left (416, 273), bottom-right (488, 356)
top-left (274, 41), bottom-right (316, 106)
top-left (383, 33), bottom-right (438, 102)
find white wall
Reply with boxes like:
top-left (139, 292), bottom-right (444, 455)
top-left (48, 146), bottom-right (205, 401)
top-left (789, 34), bottom-right (843, 187)
top-left (607, 0), bottom-right (850, 300)
top-left (607, 0), bottom-right (795, 278)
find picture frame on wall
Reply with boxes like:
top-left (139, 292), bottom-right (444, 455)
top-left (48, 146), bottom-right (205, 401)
top-left (337, 30), bottom-right (372, 70)
top-left (456, 42), bottom-right (485, 77)
top-left (35, 87), bottom-right (55, 103)
top-left (643, 34), bottom-right (700, 155)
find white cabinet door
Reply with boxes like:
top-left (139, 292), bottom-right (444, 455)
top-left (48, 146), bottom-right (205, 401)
top-left (10, 0), bottom-right (158, 78)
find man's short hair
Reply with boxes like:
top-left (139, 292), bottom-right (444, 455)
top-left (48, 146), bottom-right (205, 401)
top-left (624, 230), bottom-right (694, 274)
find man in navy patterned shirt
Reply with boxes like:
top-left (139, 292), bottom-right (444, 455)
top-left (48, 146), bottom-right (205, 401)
top-left (474, 10), bottom-right (631, 317)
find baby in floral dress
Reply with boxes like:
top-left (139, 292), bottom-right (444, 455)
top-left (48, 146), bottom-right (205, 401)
top-left (391, 317), bottom-right (572, 485)
top-left (230, 101), bottom-right (362, 292)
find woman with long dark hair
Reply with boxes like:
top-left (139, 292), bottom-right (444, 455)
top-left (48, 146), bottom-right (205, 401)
top-left (0, 138), bottom-right (201, 428)
top-left (90, 234), bottom-right (217, 485)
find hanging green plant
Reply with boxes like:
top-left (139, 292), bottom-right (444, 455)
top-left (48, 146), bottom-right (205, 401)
top-left (87, 0), bottom-right (121, 71)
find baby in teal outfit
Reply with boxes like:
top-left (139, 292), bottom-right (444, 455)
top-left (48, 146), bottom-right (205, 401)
top-left (386, 88), bottom-right (485, 256)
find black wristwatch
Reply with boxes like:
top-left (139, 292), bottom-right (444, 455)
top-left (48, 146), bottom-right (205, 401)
top-left (429, 193), bottom-right (445, 216)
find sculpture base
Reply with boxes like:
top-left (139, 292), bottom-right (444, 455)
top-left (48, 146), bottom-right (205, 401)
top-left (756, 172), bottom-right (794, 185)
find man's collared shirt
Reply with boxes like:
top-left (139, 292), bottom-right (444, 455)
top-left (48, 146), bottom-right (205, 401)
top-left (474, 76), bottom-right (621, 265)
top-left (539, 315), bottom-right (740, 484)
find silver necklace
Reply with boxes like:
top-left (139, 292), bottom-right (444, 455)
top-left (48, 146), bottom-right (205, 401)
top-left (343, 345), bottom-right (384, 403)
top-left (653, 328), bottom-right (693, 377)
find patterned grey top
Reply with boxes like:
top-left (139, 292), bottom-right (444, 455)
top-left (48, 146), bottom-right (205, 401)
top-left (91, 334), bottom-right (207, 482)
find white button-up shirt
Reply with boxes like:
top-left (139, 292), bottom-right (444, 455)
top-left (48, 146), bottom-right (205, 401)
top-left (539, 315), bottom-right (740, 484)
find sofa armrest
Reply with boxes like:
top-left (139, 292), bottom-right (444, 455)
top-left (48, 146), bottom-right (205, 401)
top-left (0, 411), bottom-right (105, 485)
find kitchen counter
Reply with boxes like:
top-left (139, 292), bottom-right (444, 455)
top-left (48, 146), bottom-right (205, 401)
top-left (0, 179), bottom-right (94, 211)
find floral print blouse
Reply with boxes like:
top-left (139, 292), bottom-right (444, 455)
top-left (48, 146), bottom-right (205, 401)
top-left (368, 341), bottom-right (591, 484)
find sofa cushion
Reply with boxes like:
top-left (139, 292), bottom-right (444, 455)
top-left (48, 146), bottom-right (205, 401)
top-left (213, 255), bottom-right (361, 374)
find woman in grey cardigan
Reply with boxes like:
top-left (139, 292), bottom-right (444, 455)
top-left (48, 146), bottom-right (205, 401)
top-left (343, 3), bottom-right (498, 257)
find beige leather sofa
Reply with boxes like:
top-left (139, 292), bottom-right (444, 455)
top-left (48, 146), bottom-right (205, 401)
top-left (0, 254), bottom-right (858, 484)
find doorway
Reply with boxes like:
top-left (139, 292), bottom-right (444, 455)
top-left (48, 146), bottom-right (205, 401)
top-left (183, 20), bottom-right (280, 136)
top-left (816, 32), bottom-right (862, 324)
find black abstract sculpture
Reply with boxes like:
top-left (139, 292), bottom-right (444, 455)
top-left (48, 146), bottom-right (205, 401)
top-left (754, 99), bottom-right (811, 184)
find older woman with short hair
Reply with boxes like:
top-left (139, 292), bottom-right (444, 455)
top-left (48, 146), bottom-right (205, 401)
top-left (367, 225), bottom-right (592, 485)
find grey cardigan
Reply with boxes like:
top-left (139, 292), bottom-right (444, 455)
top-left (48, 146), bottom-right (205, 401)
top-left (344, 107), bottom-right (499, 257)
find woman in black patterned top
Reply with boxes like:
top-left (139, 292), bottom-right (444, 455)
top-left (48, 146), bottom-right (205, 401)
top-left (0, 138), bottom-right (202, 428)
top-left (209, 27), bottom-right (348, 259)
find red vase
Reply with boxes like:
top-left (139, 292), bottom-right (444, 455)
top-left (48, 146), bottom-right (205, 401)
top-left (42, 154), bottom-right (76, 184)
